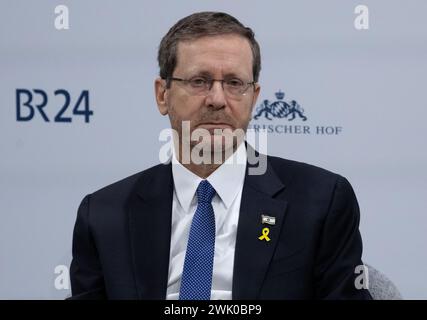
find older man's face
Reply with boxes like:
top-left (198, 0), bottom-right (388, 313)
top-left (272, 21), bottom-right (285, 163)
top-left (155, 34), bottom-right (260, 154)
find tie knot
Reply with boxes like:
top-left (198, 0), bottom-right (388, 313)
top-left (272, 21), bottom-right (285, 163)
top-left (196, 180), bottom-right (216, 204)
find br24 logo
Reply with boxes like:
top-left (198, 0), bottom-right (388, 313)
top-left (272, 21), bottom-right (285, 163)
top-left (16, 89), bottom-right (93, 123)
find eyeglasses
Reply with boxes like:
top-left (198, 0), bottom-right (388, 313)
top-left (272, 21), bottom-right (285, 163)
top-left (165, 76), bottom-right (256, 98)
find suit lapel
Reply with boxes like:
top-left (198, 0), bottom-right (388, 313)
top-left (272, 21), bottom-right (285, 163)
top-left (232, 156), bottom-right (289, 299)
top-left (127, 163), bottom-right (173, 299)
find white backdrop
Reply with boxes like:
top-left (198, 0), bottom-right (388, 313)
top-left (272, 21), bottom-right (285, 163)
top-left (1, 0), bottom-right (426, 299)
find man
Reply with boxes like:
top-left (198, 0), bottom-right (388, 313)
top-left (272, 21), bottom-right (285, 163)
top-left (69, 11), bottom-right (372, 300)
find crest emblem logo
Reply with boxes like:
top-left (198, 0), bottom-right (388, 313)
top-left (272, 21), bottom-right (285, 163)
top-left (253, 90), bottom-right (307, 121)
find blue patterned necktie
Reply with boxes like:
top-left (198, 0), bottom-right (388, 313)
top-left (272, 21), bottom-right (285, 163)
top-left (179, 180), bottom-right (216, 300)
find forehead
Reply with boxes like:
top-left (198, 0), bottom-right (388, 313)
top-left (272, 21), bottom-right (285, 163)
top-left (174, 34), bottom-right (253, 78)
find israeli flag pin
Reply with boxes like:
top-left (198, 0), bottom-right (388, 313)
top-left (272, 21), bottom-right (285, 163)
top-left (261, 214), bottom-right (276, 226)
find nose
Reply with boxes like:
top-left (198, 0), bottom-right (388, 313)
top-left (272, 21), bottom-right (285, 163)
top-left (205, 80), bottom-right (226, 109)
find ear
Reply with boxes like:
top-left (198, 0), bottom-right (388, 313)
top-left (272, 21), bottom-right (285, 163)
top-left (155, 78), bottom-right (168, 115)
top-left (250, 83), bottom-right (261, 112)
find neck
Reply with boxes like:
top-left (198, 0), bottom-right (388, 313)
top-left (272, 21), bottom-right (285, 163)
top-left (175, 144), bottom-right (241, 179)
top-left (182, 162), bottom-right (221, 179)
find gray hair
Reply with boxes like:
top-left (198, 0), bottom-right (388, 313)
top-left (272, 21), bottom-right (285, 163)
top-left (158, 11), bottom-right (261, 86)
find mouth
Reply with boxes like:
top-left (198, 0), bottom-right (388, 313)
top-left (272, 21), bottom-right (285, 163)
top-left (197, 122), bottom-right (234, 130)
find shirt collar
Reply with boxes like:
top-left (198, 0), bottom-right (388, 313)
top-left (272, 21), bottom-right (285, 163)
top-left (171, 142), bottom-right (247, 212)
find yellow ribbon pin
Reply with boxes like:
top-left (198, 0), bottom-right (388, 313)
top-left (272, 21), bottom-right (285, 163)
top-left (258, 227), bottom-right (271, 242)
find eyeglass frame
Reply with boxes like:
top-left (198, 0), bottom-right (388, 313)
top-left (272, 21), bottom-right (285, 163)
top-left (164, 76), bottom-right (257, 97)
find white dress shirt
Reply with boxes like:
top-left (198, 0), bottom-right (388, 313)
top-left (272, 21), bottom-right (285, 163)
top-left (166, 142), bottom-right (247, 300)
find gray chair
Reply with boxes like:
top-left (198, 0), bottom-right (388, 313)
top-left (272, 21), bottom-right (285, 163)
top-left (366, 264), bottom-right (402, 300)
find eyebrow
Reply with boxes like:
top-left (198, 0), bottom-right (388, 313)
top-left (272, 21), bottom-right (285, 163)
top-left (189, 70), bottom-right (246, 79)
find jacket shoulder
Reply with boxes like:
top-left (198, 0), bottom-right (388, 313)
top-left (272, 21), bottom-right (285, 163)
top-left (266, 154), bottom-right (344, 186)
top-left (89, 163), bottom-right (168, 201)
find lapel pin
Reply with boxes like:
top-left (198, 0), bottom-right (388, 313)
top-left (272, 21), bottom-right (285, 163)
top-left (261, 214), bottom-right (276, 226)
top-left (258, 227), bottom-right (271, 242)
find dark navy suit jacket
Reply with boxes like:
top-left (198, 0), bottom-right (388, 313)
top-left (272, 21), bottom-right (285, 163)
top-left (69, 151), bottom-right (372, 300)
